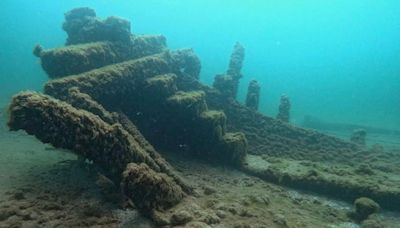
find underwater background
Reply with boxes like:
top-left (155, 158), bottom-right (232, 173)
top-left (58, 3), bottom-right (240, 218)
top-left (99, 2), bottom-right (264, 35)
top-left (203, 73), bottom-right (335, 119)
top-left (1, 0), bottom-right (399, 130)
top-left (1, 1), bottom-right (400, 227)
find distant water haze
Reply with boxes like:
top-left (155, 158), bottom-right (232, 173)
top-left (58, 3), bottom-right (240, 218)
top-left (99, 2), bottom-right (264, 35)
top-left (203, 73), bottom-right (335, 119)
top-left (0, 0), bottom-right (399, 129)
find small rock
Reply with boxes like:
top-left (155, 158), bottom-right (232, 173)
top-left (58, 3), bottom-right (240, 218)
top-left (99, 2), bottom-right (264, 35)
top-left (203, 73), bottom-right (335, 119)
top-left (192, 189), bottom-right (202, 197)
top-left (18, 202), bottom-right (33, 210)
top-left (248, 194), bottom-right (270, 206)
top-left (205, 199), bottom-right (218, 208)
top-left (85, 216), bottom-right (100, 226)
top-left (42, 202), bottom-right (62, 211)
top-left (312, 199), bottom-right (322, 205)
top-left (261, 195), bottom-right (270, 205)
top-left (152, 210), bottom-right (170, 226)
top-left (234, 223), bottom-right (251, 228)
top-left (203, 186), bottom-right (217, 195)
top-left (54, 212), bottom-right (66, 219)
top-left (170, 210), bottom-right (193, 225)
top-left (239, 209), bottom-right (253, 217)
top-left (216, 210), bottom-right (227, 219)
top-left (306, 169), bottom-right (319, 178)
top-left (29, 211), bottom-right (39, 220)
top-left (82, 203), bottom-right (105, 217)
top-left (0, 208), bottom-right (16, 221)
top-left (13, 192), bottom-right (25, 200)
top-left (227, 206), bottom-right (238, 215)
top-left (17, 210), bottom-right (31, 221)
top-left (273, 213), bottom-right (288, 227)
top-left (292, 198), bottom-right (302, 205)
top-left (353, 197), bottom-right (380, 221)
top-left (38, 217), bottom-right (48, 224)
top-left (200, 213), bottom-right (220, 225)
top-left (214, 203), bottom-right (227, 211)
top-left (241, 197), bottom-right (251, 206)
top-left (247, 195), bottom-right (258, 203)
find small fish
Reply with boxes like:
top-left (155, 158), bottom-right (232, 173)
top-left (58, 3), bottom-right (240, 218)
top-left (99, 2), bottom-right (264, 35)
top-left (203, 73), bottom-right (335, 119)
top-left (178, 144), bottom-right (187, 148)
top-left (186, 103), bottom-right (194, 109)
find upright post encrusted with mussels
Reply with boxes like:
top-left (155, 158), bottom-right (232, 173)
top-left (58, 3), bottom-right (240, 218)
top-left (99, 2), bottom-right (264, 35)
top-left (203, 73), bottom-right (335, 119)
top-left (277, 95), bottom-right (291, 122)
top-left (213, 42), bottom-right (245, 99)
top-left (245, 80), bottom-right (260, 111)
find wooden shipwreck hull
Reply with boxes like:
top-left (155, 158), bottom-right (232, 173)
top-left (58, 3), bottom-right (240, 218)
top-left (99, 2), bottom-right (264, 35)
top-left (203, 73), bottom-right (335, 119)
top-left (7, 7), bottom-right (400, 225)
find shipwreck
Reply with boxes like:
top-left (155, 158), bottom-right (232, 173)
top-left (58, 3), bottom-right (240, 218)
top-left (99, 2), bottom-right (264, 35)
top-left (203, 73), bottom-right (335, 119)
top-left (7, 7), bottom-right (400, 226)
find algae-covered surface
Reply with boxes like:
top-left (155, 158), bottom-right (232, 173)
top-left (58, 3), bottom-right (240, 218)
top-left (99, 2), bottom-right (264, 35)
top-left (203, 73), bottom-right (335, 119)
top-left (244, 154), bottom-right (400, 208)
